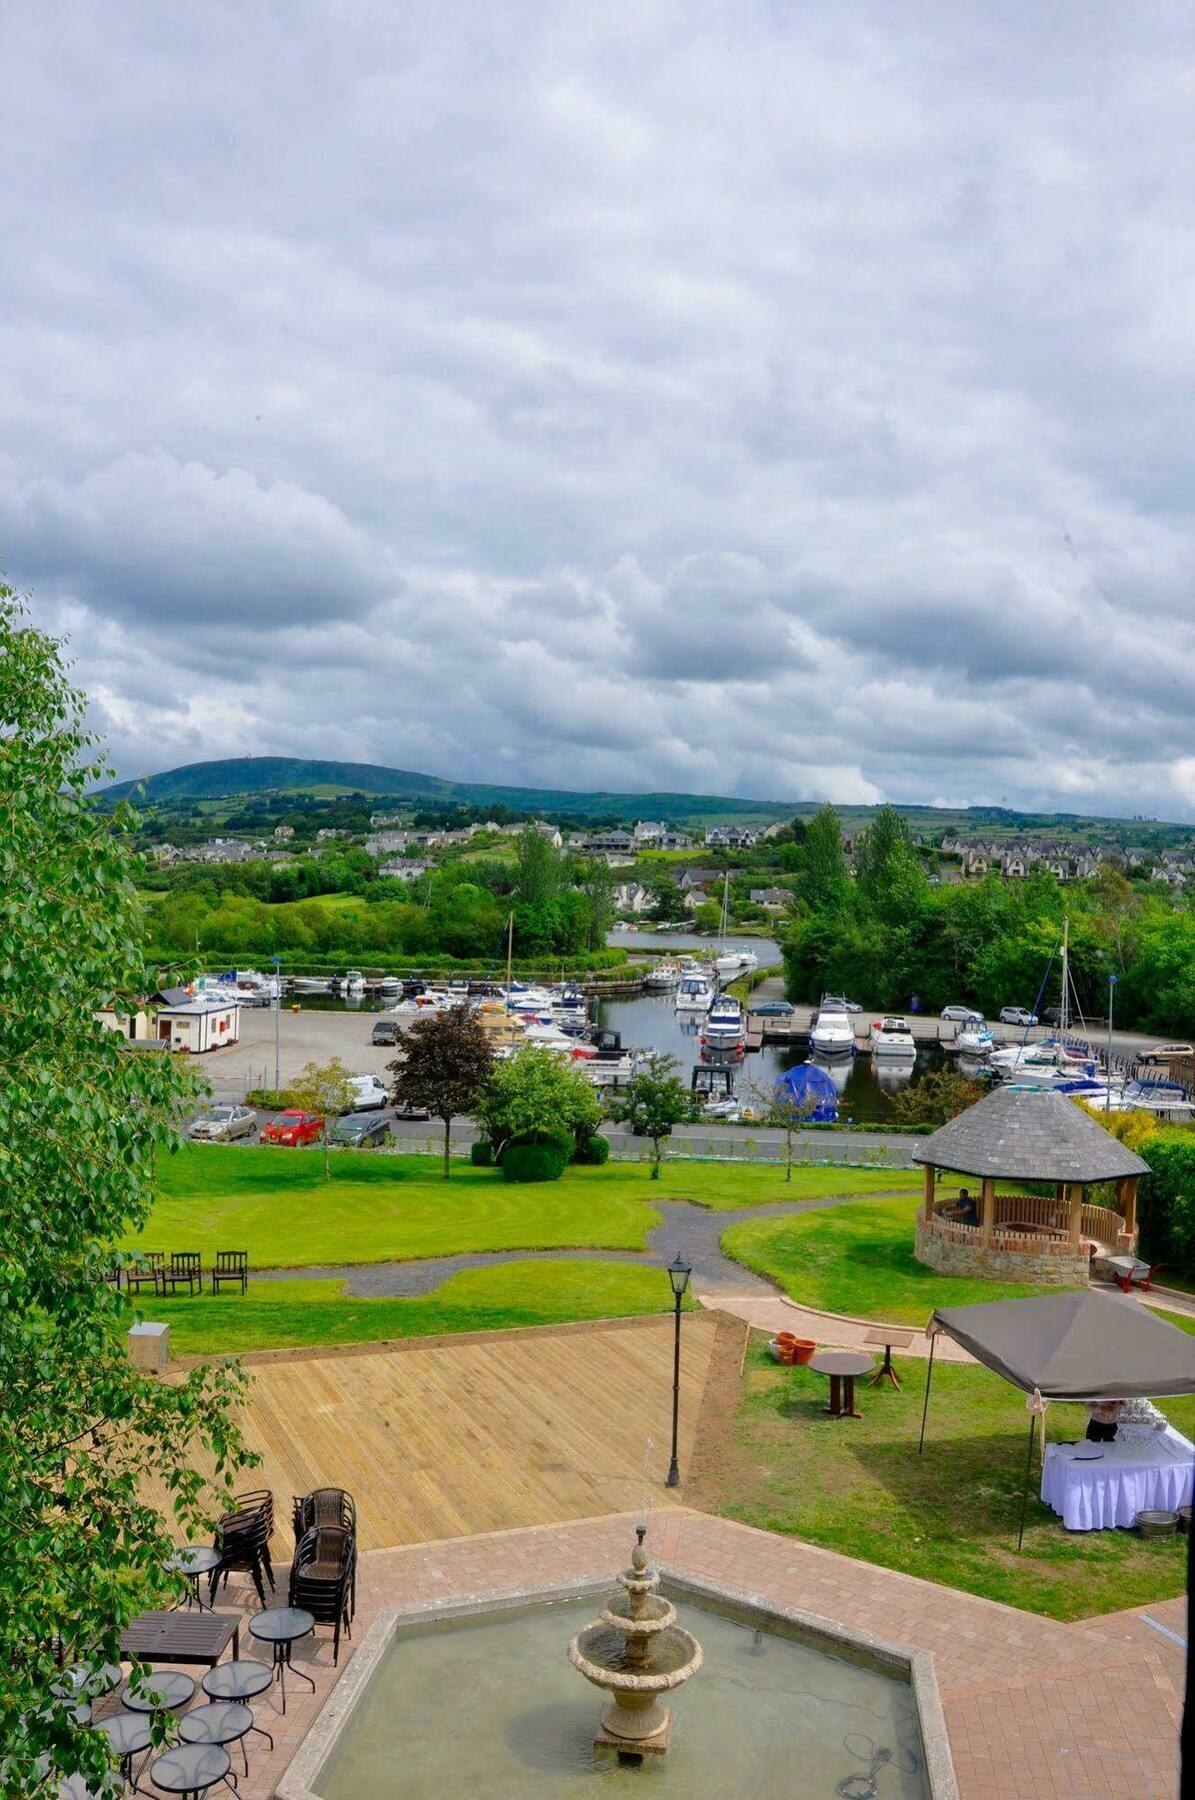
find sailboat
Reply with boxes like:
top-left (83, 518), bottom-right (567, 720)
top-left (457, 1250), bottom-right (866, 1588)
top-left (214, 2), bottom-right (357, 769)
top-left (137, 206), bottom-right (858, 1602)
top-left (990, 918), bottom-right (1098, 1085)
top-left (713, 873), bottom-right (759, 976)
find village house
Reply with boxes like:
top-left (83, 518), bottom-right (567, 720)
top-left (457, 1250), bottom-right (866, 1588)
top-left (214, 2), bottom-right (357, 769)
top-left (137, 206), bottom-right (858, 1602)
top-left (704, 825), bottom-right (757, 849)
top-left (749, 886), bottom-right (790, 911)
top-left (613, 881), bottom-right (653, 914)
top-left (379, 858), bottom-right (432, 881)
top-left (273, 823), bottom-right (294, 840)
top-left (106, 984), bottom-right (242, 1053)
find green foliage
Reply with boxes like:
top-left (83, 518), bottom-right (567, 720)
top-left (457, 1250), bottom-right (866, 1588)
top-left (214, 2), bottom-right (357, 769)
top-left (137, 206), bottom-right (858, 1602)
top-left (244, 1087), bottom-right (299, 1109)
top-left (470, 1139), bottom-right (494, 1166)
top-left (0, 589), bottom-right (255, 1793)
top-left (289, 1056), bottom-right (359, 1179)
top-left (1135, 1130), bottom-right (1195, 1273)
top-left (500, 1138), bottom-right (570, 1182)
top-left (692, 900), bottom-right (721, 933)
top-left (890, 1067), bottom-right (985, 1129)
top-left (390, 1005), bottom-right (495, 1178)
top-left (608, 1052), bottom-right (701, 1179)
top-left (801, 803), bottom-right (848, 911)
top-left (577, 1134), bottom-right (611, 1165)
top-left (647, 873), bottom-right (689, 924)
top-left (475, 1046), bottom-right (603, 1159)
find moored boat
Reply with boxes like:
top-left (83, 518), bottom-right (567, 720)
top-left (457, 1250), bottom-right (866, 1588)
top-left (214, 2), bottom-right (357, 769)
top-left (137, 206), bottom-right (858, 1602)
top-left (810, 997), bottom-right (855, 1058)
top-left (869, 1015), bottom-right (916, 1059)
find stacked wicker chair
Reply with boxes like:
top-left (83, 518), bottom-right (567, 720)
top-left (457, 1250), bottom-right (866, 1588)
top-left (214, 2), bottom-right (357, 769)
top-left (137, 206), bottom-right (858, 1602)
top-left (208, 1489), bottom-right (276, 1609)
top-left (290, 1488), bottom-right (357, 1664)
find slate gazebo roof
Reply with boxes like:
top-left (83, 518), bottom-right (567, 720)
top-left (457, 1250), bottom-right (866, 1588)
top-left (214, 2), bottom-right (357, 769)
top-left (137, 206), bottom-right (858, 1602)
top-left (912, 1084), bottom-right (1150, 1185)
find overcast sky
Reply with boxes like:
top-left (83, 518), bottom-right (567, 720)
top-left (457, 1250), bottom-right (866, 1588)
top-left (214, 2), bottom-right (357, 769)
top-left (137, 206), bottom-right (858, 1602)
top-left (6, 2), bottom-right (1195, 816)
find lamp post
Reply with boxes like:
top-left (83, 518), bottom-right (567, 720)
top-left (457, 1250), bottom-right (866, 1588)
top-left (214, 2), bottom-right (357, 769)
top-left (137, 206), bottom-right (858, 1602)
top-left (665, 1254), bottom-right (692, 1488)
top-left (273, 953), bottom-right (282, 1096)
top-left (1106, 974), bottom-right (1117, 1113)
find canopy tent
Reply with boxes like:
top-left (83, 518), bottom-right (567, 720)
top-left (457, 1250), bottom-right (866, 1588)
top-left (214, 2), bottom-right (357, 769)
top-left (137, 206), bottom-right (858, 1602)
top-left (917, 1290), bottom-right (1195, 1547)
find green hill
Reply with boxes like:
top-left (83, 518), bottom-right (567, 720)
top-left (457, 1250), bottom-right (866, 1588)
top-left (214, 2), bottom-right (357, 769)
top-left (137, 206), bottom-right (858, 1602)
top-left (94, 756), bottom-right (793, 826)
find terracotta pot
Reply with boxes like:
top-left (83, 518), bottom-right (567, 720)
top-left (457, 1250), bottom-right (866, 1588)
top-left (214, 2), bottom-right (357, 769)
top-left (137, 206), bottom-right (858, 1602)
top-left (790, 1339), bottom-right (817, 1365)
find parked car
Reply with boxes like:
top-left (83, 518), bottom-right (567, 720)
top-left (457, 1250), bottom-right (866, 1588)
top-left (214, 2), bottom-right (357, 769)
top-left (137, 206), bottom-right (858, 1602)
top-left (1140, 1042), bottom-right (1195, 1065)
top-left (749, 1001), bottom-right (793, 1017)
top-left (344, 1073), bottom-right (389, 1111)
top-left (371, 1020), bottom-right (399, 1046)
top-left (329, 1112), bottom-right (391, 1149)
top-left (824, 994), bottom-right (862, 1013)
top-left (1039, 1006), bottom-right (1064, 1028)
top-left (392, 1100), bottom-right (431, 1121)
top-left (262, 1109), bottom-right (324, 1146)
top-left (998, 1006), bottom-right (1038, 1027)
top-left (188, 1104), bottom-right (257, 1142)
top-left (942, 1004), bottom-right (984, 1024)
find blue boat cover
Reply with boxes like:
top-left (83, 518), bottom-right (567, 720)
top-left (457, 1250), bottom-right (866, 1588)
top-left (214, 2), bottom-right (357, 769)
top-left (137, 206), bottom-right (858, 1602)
top-left (775, 1062), bottom-right (838, 1122)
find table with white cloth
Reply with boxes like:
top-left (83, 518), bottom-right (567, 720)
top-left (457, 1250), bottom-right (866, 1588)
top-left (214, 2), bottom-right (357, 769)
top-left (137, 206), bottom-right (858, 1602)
top-left (1041, 1425), bottom-right (1194, 1531)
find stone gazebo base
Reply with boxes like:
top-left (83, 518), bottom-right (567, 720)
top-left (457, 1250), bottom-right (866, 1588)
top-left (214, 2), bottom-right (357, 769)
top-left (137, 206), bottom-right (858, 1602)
top-left (915, 1215), bottom-right (1092, 1286)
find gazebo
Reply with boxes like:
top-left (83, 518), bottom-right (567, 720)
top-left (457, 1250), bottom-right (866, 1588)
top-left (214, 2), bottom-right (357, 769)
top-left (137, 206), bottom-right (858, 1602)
top-left (912, 1084), bottom-right (1149, 1287)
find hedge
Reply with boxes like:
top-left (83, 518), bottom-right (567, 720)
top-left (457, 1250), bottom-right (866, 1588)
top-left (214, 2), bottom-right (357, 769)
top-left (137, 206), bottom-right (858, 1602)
top-left (1137, 1130), bottom-right (1195, 1275)
top-left (470, 1140), bottom-right (493, 1167)
top-left (500, 1139), bottom-right (570, 1183)
top-left (575, 1134), bottom-right (610, 1165)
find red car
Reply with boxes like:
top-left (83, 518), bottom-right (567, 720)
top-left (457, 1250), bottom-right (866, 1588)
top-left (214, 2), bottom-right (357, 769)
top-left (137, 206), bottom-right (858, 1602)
top-left (262, 1109), bottom-right (324, 1146)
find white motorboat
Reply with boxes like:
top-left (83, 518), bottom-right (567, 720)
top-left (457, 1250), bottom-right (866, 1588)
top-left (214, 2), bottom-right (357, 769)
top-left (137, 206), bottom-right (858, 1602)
top-left (956, 1023), bottom-right (996, 1057)
top-left (675, 973), bottom-right (715, 1013)
top-left (990, 1040), bottom-right (1096, 1085)
top-left (343, 969), bottom-right (366, 994)
top-left (702, 994), bottom-right (746, 1055)
top-left (293, 975), bottom-right (331, 994)
top-left (378, 976), bottom-right (400, 995)
top-left (869, 1016), bottom-right (916, 1059)
top-left (643, 958), bottom-right (683, 990)
top-left (713, 948), bottom-right (759, 976)
top-left (810, 998), bottom-right (856, 1057)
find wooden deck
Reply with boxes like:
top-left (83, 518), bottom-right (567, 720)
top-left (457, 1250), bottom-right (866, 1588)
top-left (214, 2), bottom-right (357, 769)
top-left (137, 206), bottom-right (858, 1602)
top-left (155, 1315), bottom-right (732, 1552)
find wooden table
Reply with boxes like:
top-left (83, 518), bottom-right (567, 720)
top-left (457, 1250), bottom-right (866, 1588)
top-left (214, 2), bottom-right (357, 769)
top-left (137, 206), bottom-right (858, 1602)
top-left (864, 1328), bottom-right (915, 1389)
top-left (807, 1350), bottom-right (875, 1419)
top-left (120, 1609), bottom-right (239, 1668)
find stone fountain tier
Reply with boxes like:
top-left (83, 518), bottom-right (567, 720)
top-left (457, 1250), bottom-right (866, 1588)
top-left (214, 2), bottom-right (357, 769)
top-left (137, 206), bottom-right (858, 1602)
top-left (567, 1529), bottom-right (703, 1757)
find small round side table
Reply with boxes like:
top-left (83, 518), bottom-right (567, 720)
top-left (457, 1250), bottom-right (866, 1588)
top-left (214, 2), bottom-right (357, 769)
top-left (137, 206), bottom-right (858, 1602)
top-left (248, 1608), bottom-right (316, 1714)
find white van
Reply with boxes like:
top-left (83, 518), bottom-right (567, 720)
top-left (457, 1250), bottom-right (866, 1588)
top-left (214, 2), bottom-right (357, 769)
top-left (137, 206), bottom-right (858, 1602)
top-left (345, 1073), bottom-right (389, 1112)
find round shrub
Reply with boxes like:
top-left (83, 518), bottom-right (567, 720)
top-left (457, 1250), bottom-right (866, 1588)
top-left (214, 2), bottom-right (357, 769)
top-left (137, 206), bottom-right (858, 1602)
top-left (470, 1139), bottom-right (493, 1167)
top-left (575, 1134), bottom-right (610, 1165)
top-left (500, 1138), bottom-right (569, 1183)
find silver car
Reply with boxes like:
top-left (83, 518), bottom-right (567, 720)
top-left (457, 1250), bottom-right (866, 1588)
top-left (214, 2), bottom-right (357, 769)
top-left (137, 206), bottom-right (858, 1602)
top-left (189, 1104), bottom-right (257, 1142)
top-left (941, 1004), bottom-right (984, 1024)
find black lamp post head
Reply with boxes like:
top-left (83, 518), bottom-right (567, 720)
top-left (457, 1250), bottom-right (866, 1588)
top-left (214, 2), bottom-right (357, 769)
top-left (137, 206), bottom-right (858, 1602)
top-left (667, 1254), bottom-right (692, 1299)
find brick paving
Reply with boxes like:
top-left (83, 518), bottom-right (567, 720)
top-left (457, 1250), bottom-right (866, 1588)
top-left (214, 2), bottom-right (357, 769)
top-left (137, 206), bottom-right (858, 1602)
top-left (97, 1509), bottom-right (1185, 1798)
top-left (700, 1290), bottom-right (978, 1360)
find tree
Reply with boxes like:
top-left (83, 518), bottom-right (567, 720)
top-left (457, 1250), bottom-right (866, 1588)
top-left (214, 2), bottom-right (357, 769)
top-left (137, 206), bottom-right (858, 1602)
top-left (692, 900), bottom-right (721, 934)
top-left (0, 589), bottom-right (255, 1794)
top-left (744, 1077), bottom-right (819, 1182)
top-left (609, 1052), bottom-right (700, 1179)
top-left (290, 1057), bottom-right (358, 1179)
top-left (891, 1068), bottom-right (984, 1129)
top-left (475, 1046), bottom-right (603, 1161)
top-left (390, 1005), bottom-right (494, 1177)
top-left (802, 803), bottom-right (847, 911)
top-left (512, 826), bottom-right (562, 951)
top-left (647, 873), bottom-right (688, 924)
top-left (575, 857), bottom-right (617, 950)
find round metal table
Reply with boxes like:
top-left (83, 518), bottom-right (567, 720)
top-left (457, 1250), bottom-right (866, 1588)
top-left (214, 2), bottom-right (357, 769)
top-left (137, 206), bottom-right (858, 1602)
top-left (201, 1660), bottom-right (276, 1750)
top-left (165, 1544), bottom-right (222, 1612)
top-left (807, 1350), bottom-right (875, 1419)
top-left (53, 1661), bottom-right (122, 1701)
top-left (94, 1710), bottom-right (153, 1787)
top-left (148, 1741), bottom-right (234, 1799)
top-left (121, 1669), bottom-right (196, 1714)
top-left (178, 1701), bottom-right (255, 1777)
top-left (248, 1608), bottom-right (316, 1714)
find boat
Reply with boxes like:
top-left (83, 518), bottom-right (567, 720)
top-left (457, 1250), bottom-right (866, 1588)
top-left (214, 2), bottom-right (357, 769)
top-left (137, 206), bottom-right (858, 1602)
top-left (293, 975), bottom-right (331, 994)
top-left (774, 1062), bottom-right (838, 1122)
top-left (378, 976), bottom-right (400, 995)
top-left (990, 1040), bottom-right (1096, 1085)
top-left (643, 959), bottom-right (683, 990)
top-left (701, 994), bottom-right (746, 1056)
top-left (712, 872), bottom-right (759, 976)
top-left (955, 1023), bottom-right (996, 1057)
top-left (810, 997), bottom-right (855, 1058)
top-left (869, 1016), bottom-right (916, 1059)
top-left (343, 969), bottom-right (366, 994)
top-left (675, 973), bottom-right (715, 1013)
top-left (1120, 1079), bottom-right (1195, 1122)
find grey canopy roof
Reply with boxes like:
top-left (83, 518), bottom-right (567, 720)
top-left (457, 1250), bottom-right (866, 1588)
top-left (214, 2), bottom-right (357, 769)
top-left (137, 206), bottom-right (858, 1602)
top-left (930, 1290), bottom-right (1195, 1400)
top-left (912, 1083), bottom-right (1150, 1183)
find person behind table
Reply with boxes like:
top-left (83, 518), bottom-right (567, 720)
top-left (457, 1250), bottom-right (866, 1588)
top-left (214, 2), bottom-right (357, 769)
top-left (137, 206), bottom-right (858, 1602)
top-left (954, 1186), bottom-right (978, 1226)
top-left (1085, 1399), bottom-right (1124, 1443)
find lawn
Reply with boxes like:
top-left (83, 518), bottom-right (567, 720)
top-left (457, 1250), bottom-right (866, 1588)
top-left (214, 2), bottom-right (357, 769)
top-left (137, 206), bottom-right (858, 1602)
top-left (722, 1195), bottom-right (1057, 1324)
top-left (145, 1261), bottom-right (693, 1355)
top-left (714, 1341), bottom-right (1194, 1619)
top-left (135, 1146), bottom-right (920, 1269)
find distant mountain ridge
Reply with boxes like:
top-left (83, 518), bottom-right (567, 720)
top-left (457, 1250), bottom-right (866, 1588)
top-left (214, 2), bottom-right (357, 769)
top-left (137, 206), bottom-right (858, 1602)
top-left (95, 756), bottom-right (793, 825)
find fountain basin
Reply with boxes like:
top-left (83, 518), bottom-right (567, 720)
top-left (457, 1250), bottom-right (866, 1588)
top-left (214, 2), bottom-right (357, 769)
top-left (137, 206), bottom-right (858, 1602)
top-left (279, 1577), bottom-right (956, 1799)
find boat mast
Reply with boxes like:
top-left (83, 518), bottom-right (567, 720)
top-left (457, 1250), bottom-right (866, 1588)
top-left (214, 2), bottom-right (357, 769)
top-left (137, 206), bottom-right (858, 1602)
top-left (506, 910), bottom-right (514, 995)
top-left (1060, 915), bottom-right (1069, 1038)
top-left (720, 872), bottom-right (730, 949)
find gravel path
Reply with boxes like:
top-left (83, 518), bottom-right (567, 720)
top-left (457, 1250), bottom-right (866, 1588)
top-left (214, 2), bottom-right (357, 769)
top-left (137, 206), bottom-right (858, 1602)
top-left (254, 1189), bottom-right (915, 1297)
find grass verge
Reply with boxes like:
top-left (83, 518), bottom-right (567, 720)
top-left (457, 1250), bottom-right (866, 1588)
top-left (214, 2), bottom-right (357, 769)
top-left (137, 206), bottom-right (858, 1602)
top-left (714, 1341), bottom-right (1193, 1619)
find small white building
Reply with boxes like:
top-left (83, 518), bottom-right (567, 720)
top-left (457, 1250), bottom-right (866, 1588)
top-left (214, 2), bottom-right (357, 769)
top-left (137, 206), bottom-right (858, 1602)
top-left (147, 985), bottom-right (242, 1053)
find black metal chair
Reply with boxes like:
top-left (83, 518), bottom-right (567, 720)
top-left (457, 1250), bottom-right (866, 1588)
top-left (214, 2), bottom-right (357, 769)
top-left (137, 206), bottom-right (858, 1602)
top-left (163, 1251), bottom-right (203, 1297)
top-left (289, 1525), bottom-right (355, 1664)
top-left (293, 1488), bottom-right (358, 1612)
top-left (125, 1251), bottom-right (165, 1298)
top-left (212, 1250), bottom-right (249, 1295)
top-left (209, 1490), bottom-right (275, 1609)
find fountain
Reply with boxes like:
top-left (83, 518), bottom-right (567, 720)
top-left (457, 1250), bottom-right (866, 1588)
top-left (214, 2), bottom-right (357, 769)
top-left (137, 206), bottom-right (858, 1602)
top-left (567, 1526), bottom-right (703, 1759)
